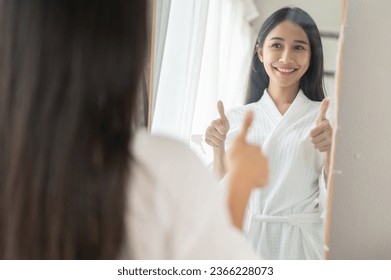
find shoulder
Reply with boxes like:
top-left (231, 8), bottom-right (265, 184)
top-left (132, 129), bottom-right (215, 188)
top-left (134, 129), bottom-right (199, 161)
top-left (133, 129), bottom-right (191, 162)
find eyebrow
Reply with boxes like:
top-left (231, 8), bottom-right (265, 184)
top-left (270, 37), bottom-right (309, 45)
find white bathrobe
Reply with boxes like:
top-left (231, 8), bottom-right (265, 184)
top-left (120, 130), bottom-right (257, 259)
top-left (225, 89), bottom-right (327, 260)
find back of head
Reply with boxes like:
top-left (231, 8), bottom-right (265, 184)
top-left (0, 0), bottom-right (146, 259)
top-left (245, 7), bottom-right (325, 104)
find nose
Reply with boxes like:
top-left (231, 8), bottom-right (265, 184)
top-left (279, 49), bottom-right (293, 63)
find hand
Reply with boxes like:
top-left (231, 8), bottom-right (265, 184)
top-left (310, 98), bottom-right (333, 153)
top-left (205, 101), bottom-right (230, 150)
top-left (227, 110), bottom-right (268, 229)
top-left (228, 111), bottom-right (268, 190)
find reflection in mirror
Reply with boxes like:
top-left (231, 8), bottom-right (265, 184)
top-left (150, 0), bottom-right (342, 259)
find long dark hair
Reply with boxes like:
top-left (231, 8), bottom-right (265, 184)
top-left (0, 0), bottom-right (146, 259)
top-left (245, 7), bottom-right (325, 104)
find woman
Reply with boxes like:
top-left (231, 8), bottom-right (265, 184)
top-left (205, 7), bottom-right (333, 259)
top-left (0, 0), bottom-right (268, 259)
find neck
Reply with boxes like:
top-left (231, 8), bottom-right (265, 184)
top-left (267, 83), bottom-right (300, 115)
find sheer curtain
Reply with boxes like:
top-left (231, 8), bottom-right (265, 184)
top-left (150, 0), bottom-right (172, 126)
top-left (151, 0), bottom-right (209, 141)
top-left (152, 0), bottom-right (258, 163)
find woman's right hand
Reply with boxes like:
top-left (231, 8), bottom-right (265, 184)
top-left (227, 111), bottom-right (269, 229)
top-left (205, 101), bottom-right (230, 151)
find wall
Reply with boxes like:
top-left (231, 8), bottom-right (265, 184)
top-left (328, 0), bottom-right (391, 259)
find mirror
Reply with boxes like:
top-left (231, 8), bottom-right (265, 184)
top-left (149, 0), bottom-right (343, 260)
top-left (327, 0), bottom-right (391, 259)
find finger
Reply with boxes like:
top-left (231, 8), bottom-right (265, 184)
top-left (319, 145), bottom-right (332, 152)
top-left (317, 98), bottom-right (330, 124)
top-left (214, 123), bottom-right (228, 135)
top-left (205, 135), bottom-right (223, 147)
top-left (311, 132), bottom-right (328, 144)
top-left (310, 126), bottom-right (323, 138)
top-left (310, 121), bottom-right (331, 138)
top-left (217, 100), bottom-right (228, 122)
top-left (314, 138), bottom-right (331, 150)
top-left (209, 128), bottom-right (225, 141)
top-left (207, 124), bottom-right (225, 140)
top-left (210, 134), bottom-right (225, 145)
top-left (238, 110), bottom-right (254, 142)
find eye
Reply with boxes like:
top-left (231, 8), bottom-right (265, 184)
top-left (271, 43), bottom-right (282, 48)
top-left (294, 45), bottom-right (305, 50)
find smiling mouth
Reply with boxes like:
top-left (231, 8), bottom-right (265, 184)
top-left (274, 67), bottom-right (297, 73)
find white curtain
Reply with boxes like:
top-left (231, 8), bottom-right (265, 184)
top-left (151, 0), bottom-right (209, 141)
top-left (151, 0), bottom-right (171, 123)
top-left (152, 0), bottom-right (258, 163)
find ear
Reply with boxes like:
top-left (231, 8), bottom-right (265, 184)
top-left (256, 45), bottom-right (264, 63)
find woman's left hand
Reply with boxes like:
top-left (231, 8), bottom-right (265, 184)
top-left (310, 98), bottom-right (333, 153)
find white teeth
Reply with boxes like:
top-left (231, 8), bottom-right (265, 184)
top-left (277, 68), bottom-right (295, 73)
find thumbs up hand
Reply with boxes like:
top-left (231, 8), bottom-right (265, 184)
top-left (227, 110), bottom-right (269, 229)
top-left (205, 101), bottom-right (230, 150)
top-left (310, 98), bottom-right (333, 153)
top-left (228, 111), bottom-right (269, 189)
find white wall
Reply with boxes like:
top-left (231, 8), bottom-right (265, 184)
top-left (328, 0), bottom-right (391, 259)
top-left (252, 0), bottom-right (341, 33)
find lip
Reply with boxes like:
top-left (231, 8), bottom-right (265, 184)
top-left (273, 66), bottom-right (298, 76)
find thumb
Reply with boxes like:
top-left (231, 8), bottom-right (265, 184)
top-left (217, 100), bottom-right (228, 122)
top-left (238, 110), bottom-right (254, 142)
top-left (317, 98), bottom-right (329, 124)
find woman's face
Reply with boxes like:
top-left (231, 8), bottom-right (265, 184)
top-left (257, 20), bottom-right (311, 90)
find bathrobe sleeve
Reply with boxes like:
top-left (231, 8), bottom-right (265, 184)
top-left (318, 108), bottom-right (334, 219)
top-left (318, 168), bottom-right (328, 219)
